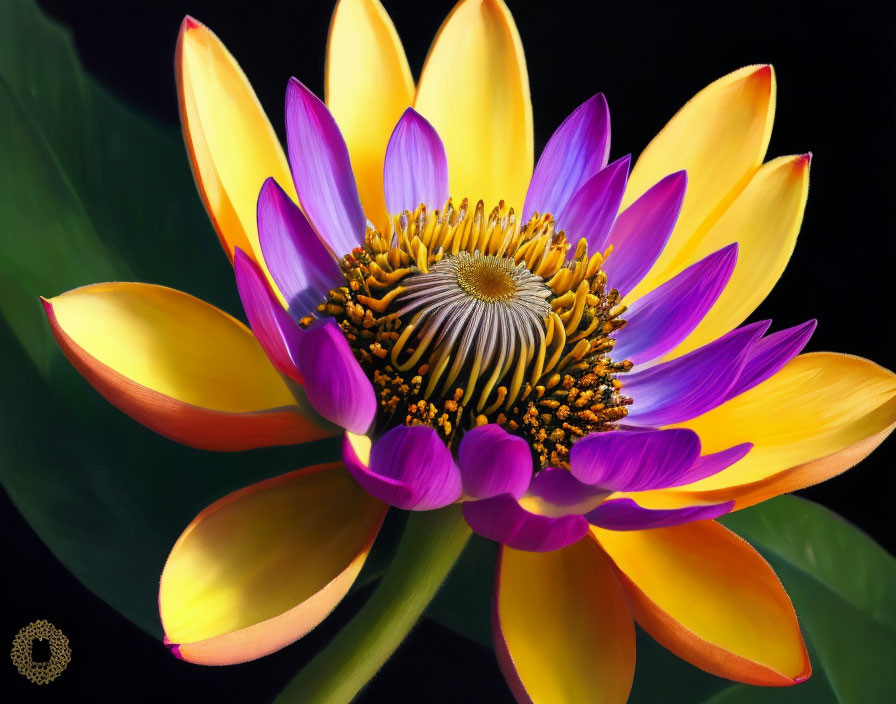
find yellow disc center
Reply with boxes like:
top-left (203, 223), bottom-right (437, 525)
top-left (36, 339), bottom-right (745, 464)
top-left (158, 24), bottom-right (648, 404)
top-left (455, 254), bottom-right (517, 302)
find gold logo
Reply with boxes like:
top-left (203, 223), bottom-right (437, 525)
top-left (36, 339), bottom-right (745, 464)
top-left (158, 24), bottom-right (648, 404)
top-left (10, 620), bottom-right (71, 685)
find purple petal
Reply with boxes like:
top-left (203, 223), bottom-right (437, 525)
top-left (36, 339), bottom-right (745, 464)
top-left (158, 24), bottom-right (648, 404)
top-left (724, 320), bottom-right (817, 402)
top-left (527, 467), bottom-right (610, 515)
top-left (384, 108), bottom-right (449, 215)
top-left (569, 428), bottom-right (701, 491)
top-left (462, 494), bottom-right (588, 552)
top-left (666, 443), bottom-right (753, 488)
top-left (602, 171), bottom-right (687, 297)
top-left (585, 498), bottom-right (734, 531)
top-left (343, 426), bottom-right (461, 511)
top-left (523, 93), bottom-right (611, 221)
top-left (614, 244), bottom-right (738, 365)
top-left (285, 78), bottom-right (365, 257)
top-left (623, 321), bottom-right (769, 427)
top-left (294, 319), bottom-right (376, 434)
top-left (557, 156), bottom-right (630, 250)
top-left (257, 177), bottom-right (343, 320)
top-left (233, 248), bottom-right (303, 383)
top-left (457, 424), bottom-right (532, 500)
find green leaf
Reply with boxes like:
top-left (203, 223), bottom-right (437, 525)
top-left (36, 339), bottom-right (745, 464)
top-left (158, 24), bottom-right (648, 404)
top-left (722, 496), bottom-right (896, 631)
top-left (719, 496), bottom-right (896, 704)
top-left (0, 78), bottom-right (128, 373)
top-left (425, 535), bottom-right (497, 647)
top-left (0, 0), bottom-right (330, 639)
top-left (0, 0), bottom-right (239, 373)
top-left (627, 628), bottom-right (729, 704)
top-left (0, 319), bottom-right (340, 636)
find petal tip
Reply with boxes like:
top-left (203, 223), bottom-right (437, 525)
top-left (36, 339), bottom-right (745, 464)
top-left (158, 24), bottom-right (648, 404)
top-left (753, 63), bottom-right (773, 81)
top-left (167, 643), bottom-right (184, 660)
top-left (736, 63), bottom-right (774, 97)
top-left (722, 241), bottom-right (739, 259)
top-left (611, 154), bottom-right (632, 171)
top-left (399, 105), bottom-right (420, 120)
top-left (232, 246), bottom-right (256, 278)
top-left (181, 15), bottom-right (202, 32)
top-left (285, 76), bottom-right (306, 101)
top-left (788, 654), bottom-right (812, 685)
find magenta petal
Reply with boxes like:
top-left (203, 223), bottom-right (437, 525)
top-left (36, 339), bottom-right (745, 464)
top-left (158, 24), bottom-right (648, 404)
top-left (585, 498), bottom-right (734, 531)
top-left (602, 171), bottom-right (687, 297)
top-left (384, 108), bottom-right (449, 215)
top-left (285, 78), bottom-right (365, 257)
top-left (462, 495), bottom-right (588, 552)
top-left (523, 93), bottom-right (611, 221)
top-left (343, 426), bottom-right (461, 510)
top-left (724, 320), bottom-right (817, 401)
top-left (557, 155), bottom-right (630, 250)
top-left (233, 248), bottom-right (303, 384)
top-left (666, 443), bottom-right (753, 488)
top-left (457, 424), bottom-right (532, 500)
top-left (569, 428), bottom-right (701, 491)
top-left (527, 467), bottom-right (609, 511)
top-left (257, 177), bottom-right (343, 319)
top-left (623, 321), bottom-right (769, 427)
top-left (294, 319), bottom-right (376, 434)
top-left (614, 244), bottom-right (738, 365)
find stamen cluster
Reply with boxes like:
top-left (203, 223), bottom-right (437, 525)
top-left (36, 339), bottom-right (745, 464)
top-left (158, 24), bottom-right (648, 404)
top-left (306, 198), bottom-right (633, 468)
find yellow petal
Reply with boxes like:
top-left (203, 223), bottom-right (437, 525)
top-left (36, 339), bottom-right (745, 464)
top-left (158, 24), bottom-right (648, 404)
top-left (717, 421), bottom-right (896, 510)
top-left (414, 0), bottom-right (533, 210)
top-left (160, 463), bottom-right (386, 664)
top-left (664, 154), bottom-right (811, 357)
top-left (43, 283), bottom-right (329, 450)
top-left (624, 65), bottom-right (776, 301)
top-left (326, 0), bottom-right (413, 232)
top-left (640, 353), bottom-right (896, 510)
top-left (495, 539), bottom-right (635, 704)
top-left (594, 521), bottom-right (810, 686)
top-left (177, 17), bottom-right (295, 267)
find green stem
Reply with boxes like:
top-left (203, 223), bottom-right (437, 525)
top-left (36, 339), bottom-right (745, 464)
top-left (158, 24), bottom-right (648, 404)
top-left (275, 505), bottom-right (472, 704)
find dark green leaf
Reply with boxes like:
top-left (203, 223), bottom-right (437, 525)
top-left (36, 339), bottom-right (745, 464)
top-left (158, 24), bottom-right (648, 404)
top-left (0, 0), bottom-right (331, 640)
top-left (0, 317), bottom-right (339, 636)
top-left (720, 496), bottom-right (896, 703)
top-left (0, 0), bottom-right (239, 373)
top-left (0, 77), bottom-right (128, 373)
top-left (722, 495), bottom-right (896, 631)
top-left (425, 535), bottom-right (497, 647)
top-left (628, 628), bottom-right (729, 704)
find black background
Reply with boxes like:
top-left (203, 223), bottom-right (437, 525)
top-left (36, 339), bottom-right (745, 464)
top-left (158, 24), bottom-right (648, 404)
top-left (3, 0), bottom-right (895, 701)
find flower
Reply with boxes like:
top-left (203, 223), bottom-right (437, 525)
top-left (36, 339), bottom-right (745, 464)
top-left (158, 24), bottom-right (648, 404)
top-left (39, 0), bottom-right (896, 700)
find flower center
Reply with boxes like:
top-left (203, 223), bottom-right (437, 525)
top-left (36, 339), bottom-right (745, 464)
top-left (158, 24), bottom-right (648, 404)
top-left (307, 198), bottom-right (633, 467)
top-left (453, 252), bottom-right (520, 301)
top-left (393, 251), bottom-right (551, 404)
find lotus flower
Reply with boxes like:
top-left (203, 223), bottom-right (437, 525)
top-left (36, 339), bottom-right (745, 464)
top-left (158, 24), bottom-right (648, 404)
top-left (40, 0), bottom-right (896, 701)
